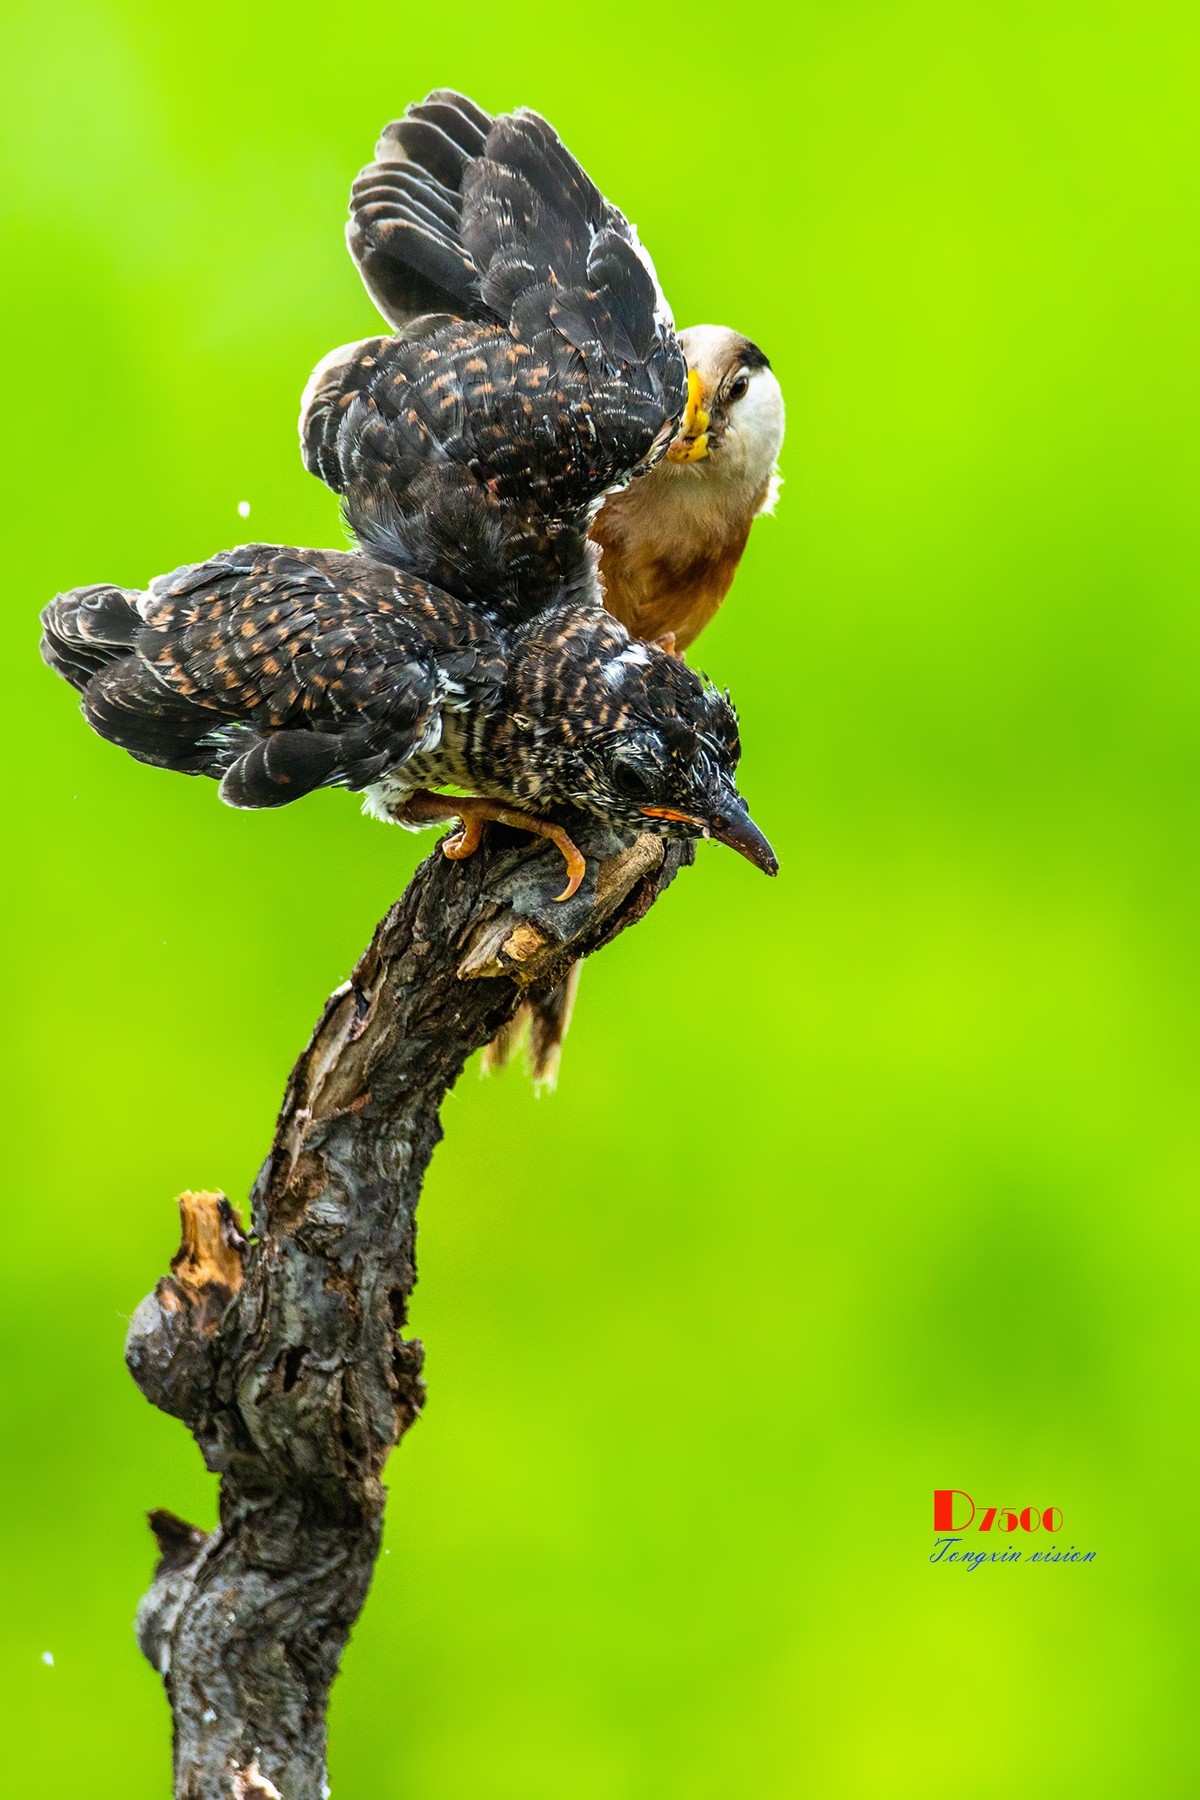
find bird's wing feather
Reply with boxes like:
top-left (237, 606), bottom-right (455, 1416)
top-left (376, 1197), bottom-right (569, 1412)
top-left (346, 92), bottom-right (673, 340)
top-left (306, 96), bottom-right (687, 626)
top-left (41, 546), bottom-right (503, 806)
top-left (348, 90), bottom-right (494, 328)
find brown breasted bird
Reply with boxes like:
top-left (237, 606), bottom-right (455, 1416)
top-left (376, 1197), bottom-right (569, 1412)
top-left (591, 324), bottom-right (784, 652)
top-left (42, 100), bottom-right (776, 958)
top-left (333, 91), bottom-right (785, 1078)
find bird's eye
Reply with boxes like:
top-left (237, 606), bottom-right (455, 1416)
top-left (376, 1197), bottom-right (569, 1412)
top-left (728, 373), bottom-right (750, 402)
top-left (610, 758), bottom-right (655, 800)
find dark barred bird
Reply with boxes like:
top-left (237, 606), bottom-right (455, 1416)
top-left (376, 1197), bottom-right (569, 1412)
top-left (41, 91), bottom-right (776, 1079)
top-left (42, 545), bottom-right (773, 896)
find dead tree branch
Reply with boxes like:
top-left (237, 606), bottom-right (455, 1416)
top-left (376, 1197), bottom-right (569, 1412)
top-left (123, 820), bottom-right (692, 1799)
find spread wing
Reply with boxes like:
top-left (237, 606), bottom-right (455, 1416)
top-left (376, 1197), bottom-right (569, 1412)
top-left (347, 89), bottom-right (495, 329)
top-left (301, 96), bottom-right (688, 626)
top-left (345, 90), bottom-right (671, 342)
top-left (40, 546), bottom-right (503, 808)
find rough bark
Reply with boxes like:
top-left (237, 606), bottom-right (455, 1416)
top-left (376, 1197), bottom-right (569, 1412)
top-left (124, 820), bottom-right (692, 1799)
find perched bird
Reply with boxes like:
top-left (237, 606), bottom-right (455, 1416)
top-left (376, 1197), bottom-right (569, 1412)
top-left (41, 546), bottom-right (773, 893)
top-left (342, 92), bottom-right (786, 656)
top-left (335, 91), bottom-right (785, 1079)
top-left (590, 324), bottom-right (784, 651)
top-left (42, 103), bottom-right (776, 923)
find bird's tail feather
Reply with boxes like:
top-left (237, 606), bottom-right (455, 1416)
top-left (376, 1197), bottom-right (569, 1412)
top-left (482, 962), bottom-right (582, 1091)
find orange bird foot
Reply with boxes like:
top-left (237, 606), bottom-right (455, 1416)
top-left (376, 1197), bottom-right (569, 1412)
top-left (395, 790), bottom-right (587, 902)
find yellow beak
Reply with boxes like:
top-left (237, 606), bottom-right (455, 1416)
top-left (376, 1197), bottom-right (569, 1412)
top-left (666, 367), bottom-right (710, 464)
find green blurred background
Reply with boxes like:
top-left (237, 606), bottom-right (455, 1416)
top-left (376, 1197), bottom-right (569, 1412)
top-left (3, 0), bottom-right (1197, 1792)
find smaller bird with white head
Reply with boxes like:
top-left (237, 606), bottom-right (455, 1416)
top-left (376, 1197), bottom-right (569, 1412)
top-left (591, 324), bottom-right (785, 653)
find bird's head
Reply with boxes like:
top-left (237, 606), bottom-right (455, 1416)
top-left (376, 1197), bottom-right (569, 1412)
top-left (664, 326), bottom-right (785, 499)
top-left (511, 616), bottom-right (778, 874)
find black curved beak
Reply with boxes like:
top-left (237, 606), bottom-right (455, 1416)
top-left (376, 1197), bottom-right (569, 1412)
top-left (707, 797), bottom-right (779, 876)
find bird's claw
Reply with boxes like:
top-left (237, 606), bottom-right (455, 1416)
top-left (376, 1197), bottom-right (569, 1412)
top-left (416, 792), bottom-right (586, 901)
top-left (550, 834), bottom-right (587, 902)
top-left (441, 815), bottom-right (484, 860)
